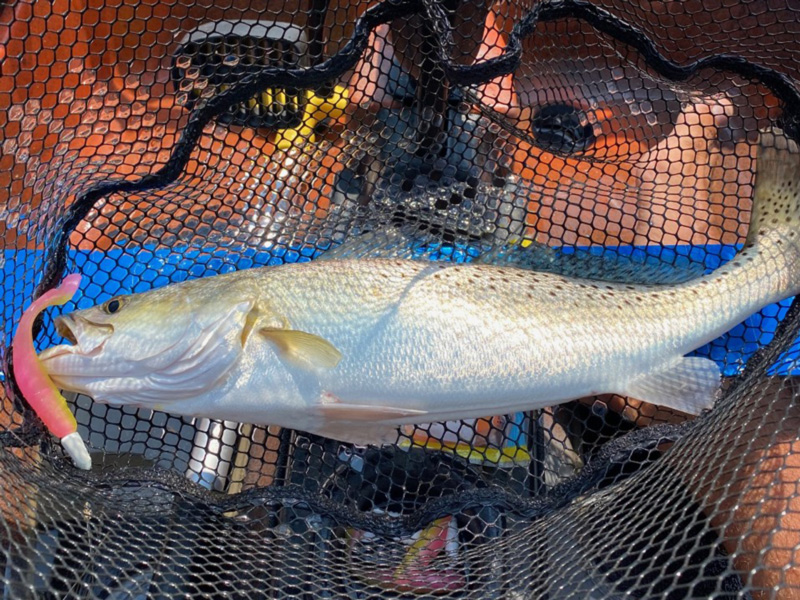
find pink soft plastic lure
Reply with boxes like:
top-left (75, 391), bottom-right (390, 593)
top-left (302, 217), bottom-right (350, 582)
top-left (352, 516), bottom-right (465, 593)
top-left (12, 274), bottom-right (91, 469)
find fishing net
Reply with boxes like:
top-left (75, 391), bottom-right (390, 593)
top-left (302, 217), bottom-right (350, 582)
top-left (2, 0), bottom-right (800, 596)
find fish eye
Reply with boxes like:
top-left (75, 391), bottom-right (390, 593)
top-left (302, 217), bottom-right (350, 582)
top-left (103, 298), bottom-right (123, 315)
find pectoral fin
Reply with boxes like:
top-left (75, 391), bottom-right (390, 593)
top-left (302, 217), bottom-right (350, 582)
top-left (622, 356), bottom-right (720, 415)
top-left (259, 328), bottom-right (342, 370)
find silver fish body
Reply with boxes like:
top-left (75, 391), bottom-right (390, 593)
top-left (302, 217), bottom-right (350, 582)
top-left (39, 143), bottom-right (800, 444)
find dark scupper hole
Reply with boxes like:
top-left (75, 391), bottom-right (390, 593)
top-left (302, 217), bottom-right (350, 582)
top-left (531, 104), bottom-right (595, 154)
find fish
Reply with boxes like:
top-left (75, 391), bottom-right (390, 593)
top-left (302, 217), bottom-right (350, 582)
top-left (38, 142), bottom-right (800, 445)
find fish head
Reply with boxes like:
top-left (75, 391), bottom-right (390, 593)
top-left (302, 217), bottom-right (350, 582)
top-left (47, 290), bottom-right (196, 365)
top-left (39, 283), bottom-right (253, 406)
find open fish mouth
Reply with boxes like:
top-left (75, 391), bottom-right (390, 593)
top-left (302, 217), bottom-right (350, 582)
top-left (55, 316), bottom-right (78, 345)
top-left (40, 315), bottom-right (113, 361)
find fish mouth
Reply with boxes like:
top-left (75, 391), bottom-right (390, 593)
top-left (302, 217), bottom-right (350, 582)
top-left (44, 315), bottom-right (113, 359)
top-left (55, 316), bottom-right (77, 344)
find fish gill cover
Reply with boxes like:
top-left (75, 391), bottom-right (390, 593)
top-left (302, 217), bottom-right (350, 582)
top-left (1, 0), bottom-right (800, 597)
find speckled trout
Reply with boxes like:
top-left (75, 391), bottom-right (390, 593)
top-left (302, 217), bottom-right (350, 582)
top-left (39, 144), bottom-right (800, 444)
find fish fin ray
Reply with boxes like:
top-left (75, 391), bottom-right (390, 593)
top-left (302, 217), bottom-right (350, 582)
top-left (622, 356), bottom-right (720, 416)
top-left (313, 422), bottom-right (403, 445)
top-left (316, 402), bottom-right (427, 421)
top-left (311, 400), bottom-right (425, 444)
top-left (240, 303), bottom-right (262, 346)
top-left (259, 328), bottom-right (342, 370)
top-left (319, 225), bottom-right (440, 262)
top-left (478, 240), bottom-right (704, 284)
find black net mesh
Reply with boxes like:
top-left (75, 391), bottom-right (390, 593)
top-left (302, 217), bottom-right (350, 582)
top-left (3, 0), bottom-right (800, 597)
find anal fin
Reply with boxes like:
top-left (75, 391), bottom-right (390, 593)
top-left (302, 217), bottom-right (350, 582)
top-left (316, 402), bottom-right (427, 422)
top-left (622, 356), bottom-right (720, 416)
top-left (313, 400), bottom-right (428, 445)
top-left (314, 422), bottom-right (403, 446)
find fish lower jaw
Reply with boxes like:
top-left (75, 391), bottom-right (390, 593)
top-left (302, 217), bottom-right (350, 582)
top-left (42, 374), bottom-right (91, 399)
top-left (38, 344), bottom-right (77, 362)
top-left (39, 337), bottom-right (109, 366)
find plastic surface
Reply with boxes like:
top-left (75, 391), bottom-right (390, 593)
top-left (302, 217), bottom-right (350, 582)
top-left (11, 274), bottom-right (91, 468)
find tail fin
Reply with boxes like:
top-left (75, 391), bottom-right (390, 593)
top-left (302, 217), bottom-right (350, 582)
top-left (745, 133), bottom-right (800, 247)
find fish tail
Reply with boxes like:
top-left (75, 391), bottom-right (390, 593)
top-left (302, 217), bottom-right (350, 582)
top-left (746, 135), bottom-right (800, 248)
top-left (741, 134), bottom-right (800, 296)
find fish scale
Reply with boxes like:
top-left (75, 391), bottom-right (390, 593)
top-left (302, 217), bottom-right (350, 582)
top-left (39, 143), bottom-right (800, 445)
top-left (250, 259), bottom-right (713, 396)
